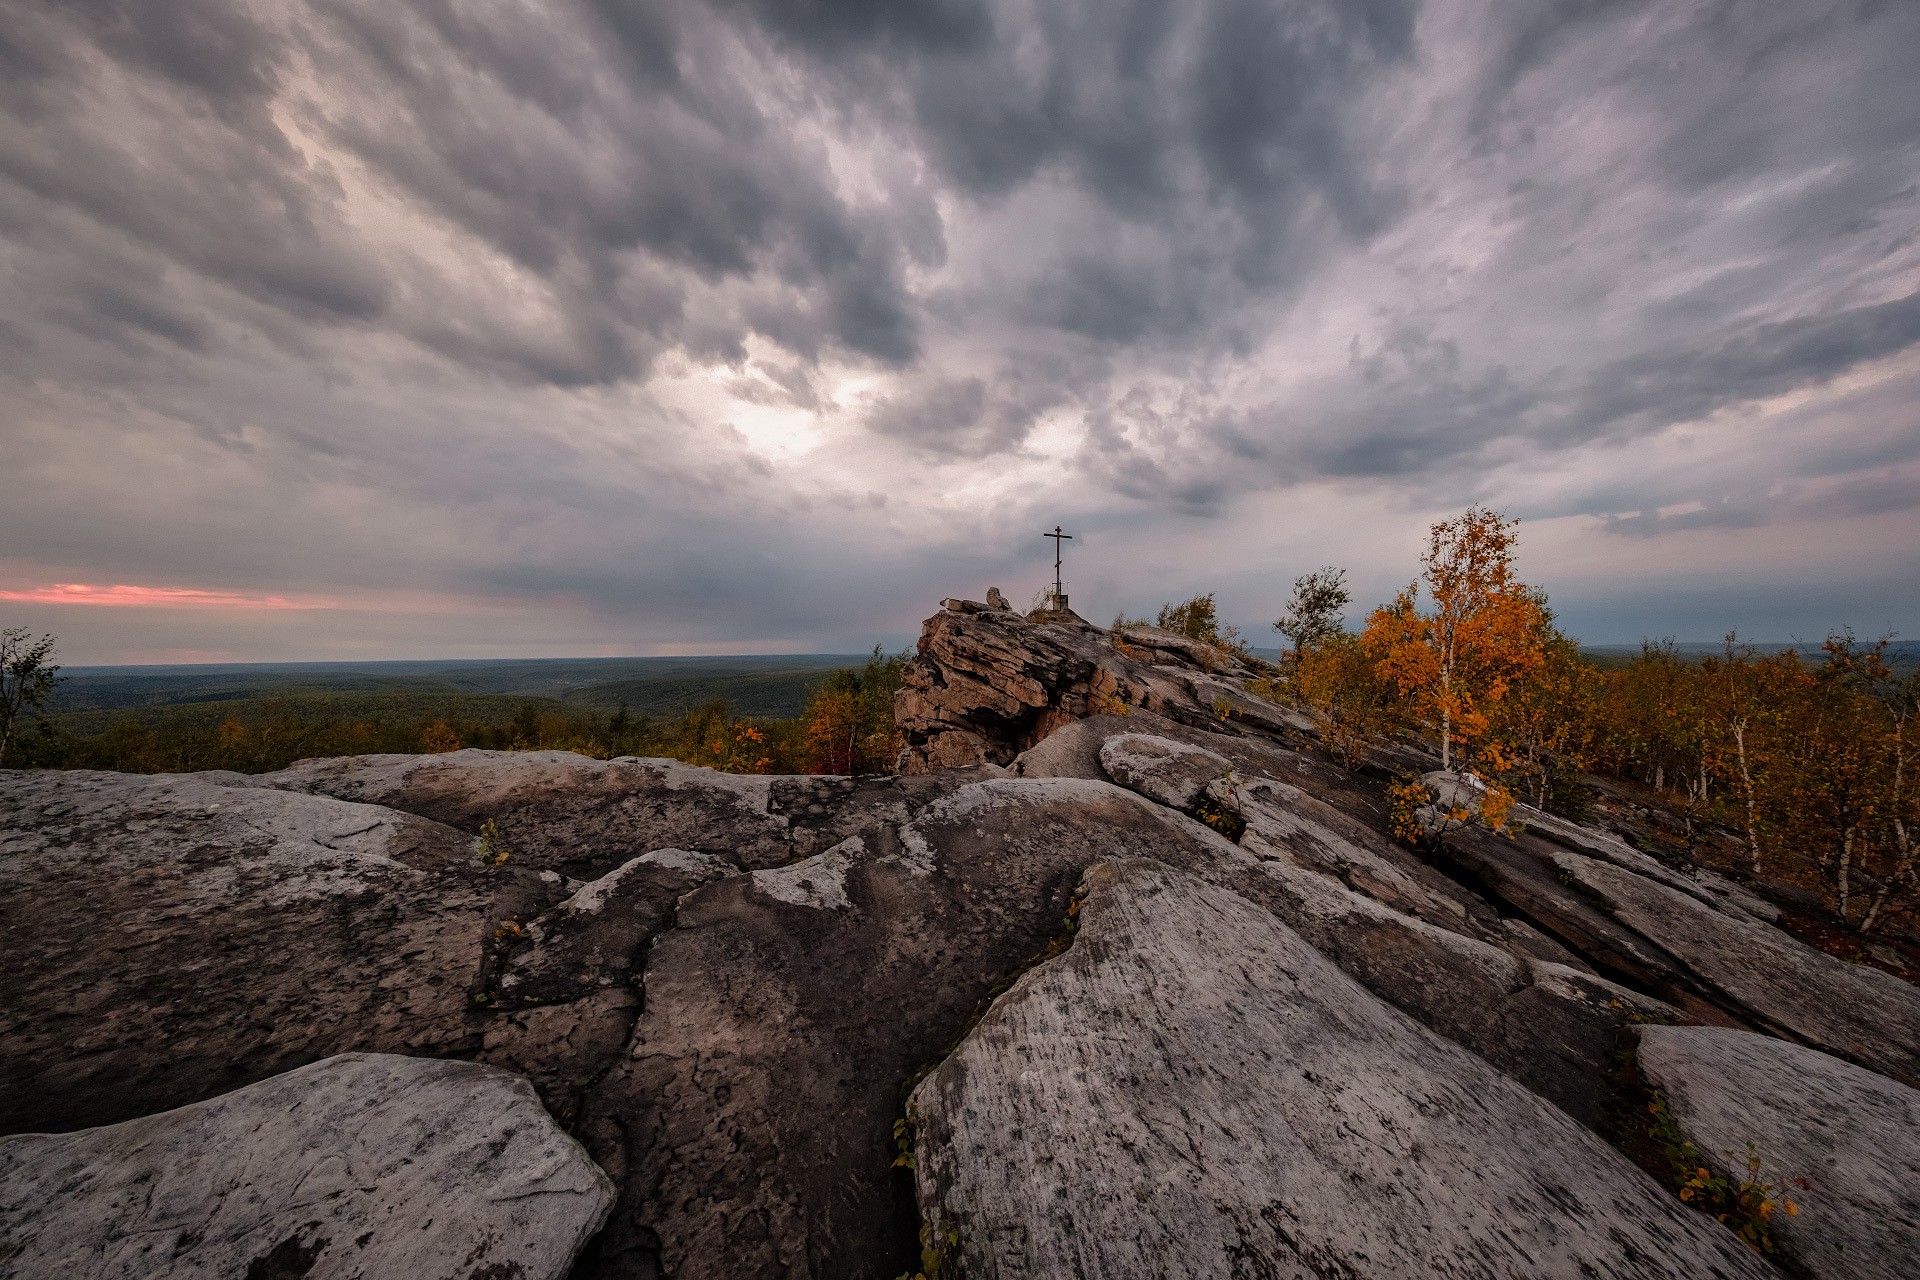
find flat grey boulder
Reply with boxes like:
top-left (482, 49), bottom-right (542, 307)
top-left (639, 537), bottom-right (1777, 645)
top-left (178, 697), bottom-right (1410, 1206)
top-left (0, 769), bottom-right (552, 1134)
top-left (909, 858), bottom-right (1777, 1279)
top-left (1242, 847), bottom-right (1679, 1129)
top-left (1638, 1025), bottom-right (1920, 1280)
top-left (1057, 733), bottom-right (1666, 1126)
top-left (1096, 732), bottom-right (1233, 809)
top-left (0, 1052), bottom-right (612, 1280)
top-left (569, 776), bottom-right (1269, 1279)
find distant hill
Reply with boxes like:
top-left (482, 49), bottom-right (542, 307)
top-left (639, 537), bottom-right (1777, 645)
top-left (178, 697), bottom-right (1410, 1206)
top-left (1580, 639), bottom-right (1920, 672)
top-left (52, 654), bottom-right (870, 719)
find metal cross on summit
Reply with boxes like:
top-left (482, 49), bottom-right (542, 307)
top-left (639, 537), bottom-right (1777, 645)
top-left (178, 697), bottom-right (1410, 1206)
top-left (1042, 525), bottom-right (1073, 611)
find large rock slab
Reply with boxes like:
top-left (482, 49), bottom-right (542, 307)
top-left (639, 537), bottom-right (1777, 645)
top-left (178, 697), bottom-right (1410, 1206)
top-left (1018, 715), bottom-right (1498, 936)
top-left (494, 847), bottom-right (737, 1009)
top-left (1097, 731), bottom-right (1233, 810)
top-left (1070, 732), bottom-right (1663, 1126)
top-left (909, 859), bottom-right (1778, 1279)
top-left (0, 769), bottom-right (550, 1134)
top-left (1516, 800), bottom-right (1780, 923)
top-left (1241, 848), bottom-right (1678, 1129)
top-left (1638, 1025), bottom-right (1920, 1280)
top-left (0, 1052), bottom-right (612, 1280)
top-left (1546, 841), bottom-right (1920, 1085)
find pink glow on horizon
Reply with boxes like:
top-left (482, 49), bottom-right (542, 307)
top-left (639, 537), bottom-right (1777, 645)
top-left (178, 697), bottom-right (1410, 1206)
top-left (0, 583), bottom-right (335, 610)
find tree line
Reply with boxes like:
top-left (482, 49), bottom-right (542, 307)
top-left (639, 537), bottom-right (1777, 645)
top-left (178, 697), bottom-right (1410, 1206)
top-left (0, 644), bottom-right (907, 780)
top-left (1270, 508), bottom-right (1918, 936)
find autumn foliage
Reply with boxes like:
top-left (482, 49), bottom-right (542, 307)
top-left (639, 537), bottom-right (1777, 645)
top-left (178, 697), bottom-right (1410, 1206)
top-left (1364, 508), bottom-right (1551, 773)
top-left (796, 647), bottom-right (906, 775)
top-left (1280, 508), bottom-right (1919, 936)
top-left (1588, 633), bottom-right (1919, 932)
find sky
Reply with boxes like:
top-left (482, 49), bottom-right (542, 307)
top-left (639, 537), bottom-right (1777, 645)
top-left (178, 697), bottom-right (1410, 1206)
top-left (1, 0), bottom-right (1916, 664)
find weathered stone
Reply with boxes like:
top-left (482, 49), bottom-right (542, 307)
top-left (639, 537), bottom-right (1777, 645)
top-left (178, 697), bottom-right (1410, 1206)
top-left (1638, 1025), bottom-right (1920, 1280)
top-left (1238, 844), bottom-right (1679, 1128)
top-left (12, 590), bottom-right (1920, 1280)
top-left (1551, 846), bottom-right (1920, 1086)
top-left (909, 859), bottom-right (1777, 1280)
top-left (1236, 775), bottom-right (1480, 929)
top-left (1025, 728), bottom-right (1667, 1125)
top-left (1439, 820), bottom-right (1920, 1082)
top-left (1519, 797), bottom-right (1778, 922)
top-left (1110, 623), bottom-right (1256, 674)
top-left (1008, 709), bottom-right (1161, 781)
top-left (1692, 866), bottom-right (1783, 923)
top-left (476, 987), bottom-right (644, 1131)
top-left (0, 769), bottom-right (547, 1135)
top-left (495, 847), bottom-right (737, 1008)
top-left (0, 1052), bottom-right (612, 1280)
top-left (1439, 823), bottom-right (1703, 996)
top-left (1096, 732), bottom-right (1233, 809)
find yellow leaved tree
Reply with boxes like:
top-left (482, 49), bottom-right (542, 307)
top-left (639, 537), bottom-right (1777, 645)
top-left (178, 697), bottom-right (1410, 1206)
top-left (1363, 508), bottom-right (1551, 821)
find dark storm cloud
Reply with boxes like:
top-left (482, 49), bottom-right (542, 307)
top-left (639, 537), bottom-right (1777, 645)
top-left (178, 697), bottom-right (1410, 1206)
top-left (1557, 292), bottom-right (1920, 445)
top-left (0, 0), bottom-right (286, 117)
top-left (1289, 290), bottom-right (1920, 486)
top-left (896, 0), bottom-right (1417, 349)
top-left (0, 0), bottom-right (940, 386)
top-left (5, 0), bottom-right (1913, 411)
top-left (1468, 0), bottom-right (1646, 136)
top-left (862, 349), bottom-right (1078, 459)
top-left (713, 0), bottom-right (993, 55)
top-left (2, 0), bottom-right (1918, 659)
top-left (865, 377), bottom-right (987, 448)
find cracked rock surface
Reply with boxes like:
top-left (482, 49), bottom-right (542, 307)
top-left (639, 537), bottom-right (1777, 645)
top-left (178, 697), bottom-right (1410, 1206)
top-left (259, 750), bottom-right (973, 877)
top-left (908, 859), bottom-right (1777, 1280)
top-left (1638, 1025), bottom-right (1920, 1280)
top-left (0, 1052), bottom-right (611, 1280)
top-left (0, 768), bottom-right (546, 1134)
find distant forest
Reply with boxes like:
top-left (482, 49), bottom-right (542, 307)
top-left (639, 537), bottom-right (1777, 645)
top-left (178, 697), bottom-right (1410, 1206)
top-left (5, 652), bottom-right (906, 778)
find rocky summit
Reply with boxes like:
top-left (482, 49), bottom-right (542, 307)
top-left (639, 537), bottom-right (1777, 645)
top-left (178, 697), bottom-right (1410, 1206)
top-left (4, 599), bottom-right (1919, 1279)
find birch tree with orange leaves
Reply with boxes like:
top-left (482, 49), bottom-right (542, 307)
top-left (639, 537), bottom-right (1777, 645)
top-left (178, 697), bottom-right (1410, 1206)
top-left (1363, 508), bottom-right (1550, 776)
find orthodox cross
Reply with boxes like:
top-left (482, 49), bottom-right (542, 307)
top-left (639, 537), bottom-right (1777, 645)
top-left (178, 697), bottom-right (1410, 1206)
top-left (1043, 525), bottom-right (1073, 604)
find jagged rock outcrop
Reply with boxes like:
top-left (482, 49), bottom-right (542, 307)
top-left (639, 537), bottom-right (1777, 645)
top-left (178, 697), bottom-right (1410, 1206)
top-left (6, 597), bottom-right (1919, 1278)
top-left (0, 1053), bottom-right (612, 1280)
top-left (895, 601), bottom-right (1307, 771)
top-left (908, 859), bottom-right (1776, 1279)
top-left (1064, 725), bottom-right (1680, 1127)
top-left (2, 753), bottom-right (981, 1141)
top-left (1637, 1025), bottom-right (1920, 1280)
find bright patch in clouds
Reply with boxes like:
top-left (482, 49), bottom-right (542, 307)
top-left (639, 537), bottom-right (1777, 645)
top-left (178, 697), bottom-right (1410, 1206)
top-left (0, 585), bottom-right (333, 610)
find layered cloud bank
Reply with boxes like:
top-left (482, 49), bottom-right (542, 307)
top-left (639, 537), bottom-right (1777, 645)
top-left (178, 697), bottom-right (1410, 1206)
top-left (2, 0), bottom-right (1915, 661)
